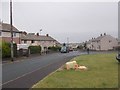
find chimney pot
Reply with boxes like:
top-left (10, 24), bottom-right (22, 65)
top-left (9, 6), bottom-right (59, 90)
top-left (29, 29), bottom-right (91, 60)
top-left (23, 31), bottom-right (27, 35)
top-left (46, 34), bottom-right (49, 37)
top-left (104, 33), bottom-right (106, 36)
top-left (36, 33), bottom-right (39, 36)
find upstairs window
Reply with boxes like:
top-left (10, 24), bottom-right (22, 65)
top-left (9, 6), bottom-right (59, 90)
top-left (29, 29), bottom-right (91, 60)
top-left (13, 32), bottom-right (16, 37)
top-left (24, 40), bottom-right (27, 43)
top-left (31, 40), bottom-right (35, 43)
top-left (109, 40), bottom-right (112, 43)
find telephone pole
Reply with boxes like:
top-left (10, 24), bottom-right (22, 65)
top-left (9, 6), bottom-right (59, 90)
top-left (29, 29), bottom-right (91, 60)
top-left (10, 0), bottom-right (14, 61)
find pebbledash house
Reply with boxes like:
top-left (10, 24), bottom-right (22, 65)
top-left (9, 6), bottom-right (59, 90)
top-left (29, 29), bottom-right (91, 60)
top-left (86, 33), bottom-right (118, 51)
top-left (20, 33), bottom-right (61, 52)
top-left (0, 22), bottom-right (22, 44)
top-left (0, 22), bottom-right (61, 52)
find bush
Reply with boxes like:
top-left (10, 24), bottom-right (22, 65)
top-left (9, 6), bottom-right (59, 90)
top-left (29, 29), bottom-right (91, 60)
top-left (2, 41), bottom-right (11, 58)
top-left (48, 46), bottom-right (61, 51)
top-left (29, 46), bottom-right (41, 54)
top-left (77, 45), bottom-right (84, 50)
top-left (2, 41), bottom-right (17, 58)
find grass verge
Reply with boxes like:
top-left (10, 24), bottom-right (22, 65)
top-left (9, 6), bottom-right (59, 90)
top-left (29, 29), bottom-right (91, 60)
top-left (32, 53), bottom-right (118, 88)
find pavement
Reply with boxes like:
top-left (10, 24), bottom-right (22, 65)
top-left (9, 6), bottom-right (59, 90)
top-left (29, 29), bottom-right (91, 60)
top-left (2, 53), bottom-right (51, 64)
top-left (2, 51), bottom-right (84, 89)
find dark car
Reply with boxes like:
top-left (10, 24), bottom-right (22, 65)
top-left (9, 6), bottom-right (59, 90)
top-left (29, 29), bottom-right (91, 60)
top-left (116, 53), bottom-right (120, 62)
top-left (60, 46), bottom-right (69, 53)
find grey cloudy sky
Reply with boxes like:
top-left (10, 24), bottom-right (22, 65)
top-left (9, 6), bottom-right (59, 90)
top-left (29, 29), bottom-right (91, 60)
top-left (1, 0), bottom-right (118, 43)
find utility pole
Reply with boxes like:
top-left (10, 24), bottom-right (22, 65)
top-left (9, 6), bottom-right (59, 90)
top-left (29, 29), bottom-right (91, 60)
top-left (10, 0), bottom-right (14, 61)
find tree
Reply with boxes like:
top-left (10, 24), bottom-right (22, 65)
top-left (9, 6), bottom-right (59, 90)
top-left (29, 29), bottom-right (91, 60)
top-left (77, 45), bottom-right (83, 50)
top-left (84, 43), bottom-right (87, 49)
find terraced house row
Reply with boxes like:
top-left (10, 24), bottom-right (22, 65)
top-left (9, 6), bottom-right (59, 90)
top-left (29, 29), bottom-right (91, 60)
top-left (0, 22), bottom-right (61, 51)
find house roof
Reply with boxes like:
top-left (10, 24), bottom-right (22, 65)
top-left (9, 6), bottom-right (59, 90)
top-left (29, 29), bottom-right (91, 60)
top-left (21, 34), bottom-right (58, 42)
top-left (0, 23), bottom-right (20, 32)
top-left (94, 35), bottom-right (107, 41)
top-left (86, 39), bottom-right (95, 44)
top-left (86, 35), bottom-right (112, 44)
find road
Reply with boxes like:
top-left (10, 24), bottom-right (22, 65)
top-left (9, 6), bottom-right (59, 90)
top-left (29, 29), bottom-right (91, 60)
top-left (2, 51), bottom-right (83, 89)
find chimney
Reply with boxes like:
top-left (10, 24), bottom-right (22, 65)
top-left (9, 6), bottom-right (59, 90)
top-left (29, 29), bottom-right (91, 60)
top-left (104, 33), bottom-right (106, 36)
top-left (22, 31), bottom-right (27, 35)
top-left (36, 33), bottom-right (39, 36)
top-left (100, 34), bottom-right (102, 36)
top-left (46, 34), bottom-right (49, 37)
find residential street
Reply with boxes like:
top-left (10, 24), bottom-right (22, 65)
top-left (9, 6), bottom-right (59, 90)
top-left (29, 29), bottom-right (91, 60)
top-left (1, 1), bottom-right (118, 89)
top-left (2, 51), bottom-right (83, 89)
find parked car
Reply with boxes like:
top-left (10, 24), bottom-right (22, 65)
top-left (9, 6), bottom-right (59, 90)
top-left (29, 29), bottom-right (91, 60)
top-left (17, 44), bottom-right (30, 57)
top-left (69, 47), bottom-right (73, 51)
top-left (116, 45), bottom-right (120, 62)
top-left (116, 53), bottom-right (120, 62)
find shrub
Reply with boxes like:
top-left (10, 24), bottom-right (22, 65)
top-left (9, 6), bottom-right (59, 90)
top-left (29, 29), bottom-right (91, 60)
top-left (48, 46), bottom-right (61, 51)
top-left (2, 41), bottom-right (11, 58)
top-left (77, 45), bottom-right (84, 50)
top-left (29, 46), bottom-right (41, 54)
top-left (83, 43), bottom-right (87, 49)
top-left (2, 41), bottom-right (17, 58)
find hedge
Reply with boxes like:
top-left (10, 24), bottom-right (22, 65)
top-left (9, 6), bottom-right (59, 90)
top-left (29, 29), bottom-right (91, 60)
top-left (48, 46), bottom-right (61, 51)
top-left (29, 46), bottom-right (41, 54)
top-left (77, 45), bottom-right (84, 50)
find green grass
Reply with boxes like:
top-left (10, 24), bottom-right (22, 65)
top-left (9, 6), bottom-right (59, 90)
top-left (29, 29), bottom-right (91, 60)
top-left (32, 53), bottom-right (118, 88)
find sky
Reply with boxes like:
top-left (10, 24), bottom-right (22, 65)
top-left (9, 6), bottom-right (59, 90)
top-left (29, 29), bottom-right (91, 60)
top-left (1, 0), bottom-right (119, 43)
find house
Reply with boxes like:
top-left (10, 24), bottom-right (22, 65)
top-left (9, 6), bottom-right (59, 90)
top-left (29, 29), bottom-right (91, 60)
top-left (21, 33), bottom-right (61, 52)
top-left (69, 43), bottom-right (80, 49)
top-left (0, 22), bottom-right (22, 44)
top-left (86, 33), bottom-right (118, 51)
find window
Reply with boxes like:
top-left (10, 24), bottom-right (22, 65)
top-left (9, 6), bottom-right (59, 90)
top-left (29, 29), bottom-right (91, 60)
top-left (24, 40), bottom-right (27, 43)
top-left (98, 45), bottom-right (101, 50)
top-left (13, 32), bottom-right (16, 37)
top-left (109, 40), bottom-right (112, 43)
top-left (31, 40), bottom-right (35, 43)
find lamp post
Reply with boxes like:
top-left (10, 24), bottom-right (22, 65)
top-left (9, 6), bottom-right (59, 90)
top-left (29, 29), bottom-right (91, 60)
top-left (40, 29), bottom-right (42, 35)
top-left (67, 37), bottom-right (69, 47)
top-left (10, 0), bottom-right (14, 61)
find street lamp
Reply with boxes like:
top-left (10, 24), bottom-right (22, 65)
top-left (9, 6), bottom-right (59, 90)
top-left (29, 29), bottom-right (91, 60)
top-left (67, 37), bottom-right (69, 47)
top-left (10, 0), bottom-right (14, 61)
top-left (40, 29), bottom-right (42, 35)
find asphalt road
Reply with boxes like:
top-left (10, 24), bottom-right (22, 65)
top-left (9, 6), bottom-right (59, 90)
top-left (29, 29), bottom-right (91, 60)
top-left (2, 51), bottom-right (83, 89)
